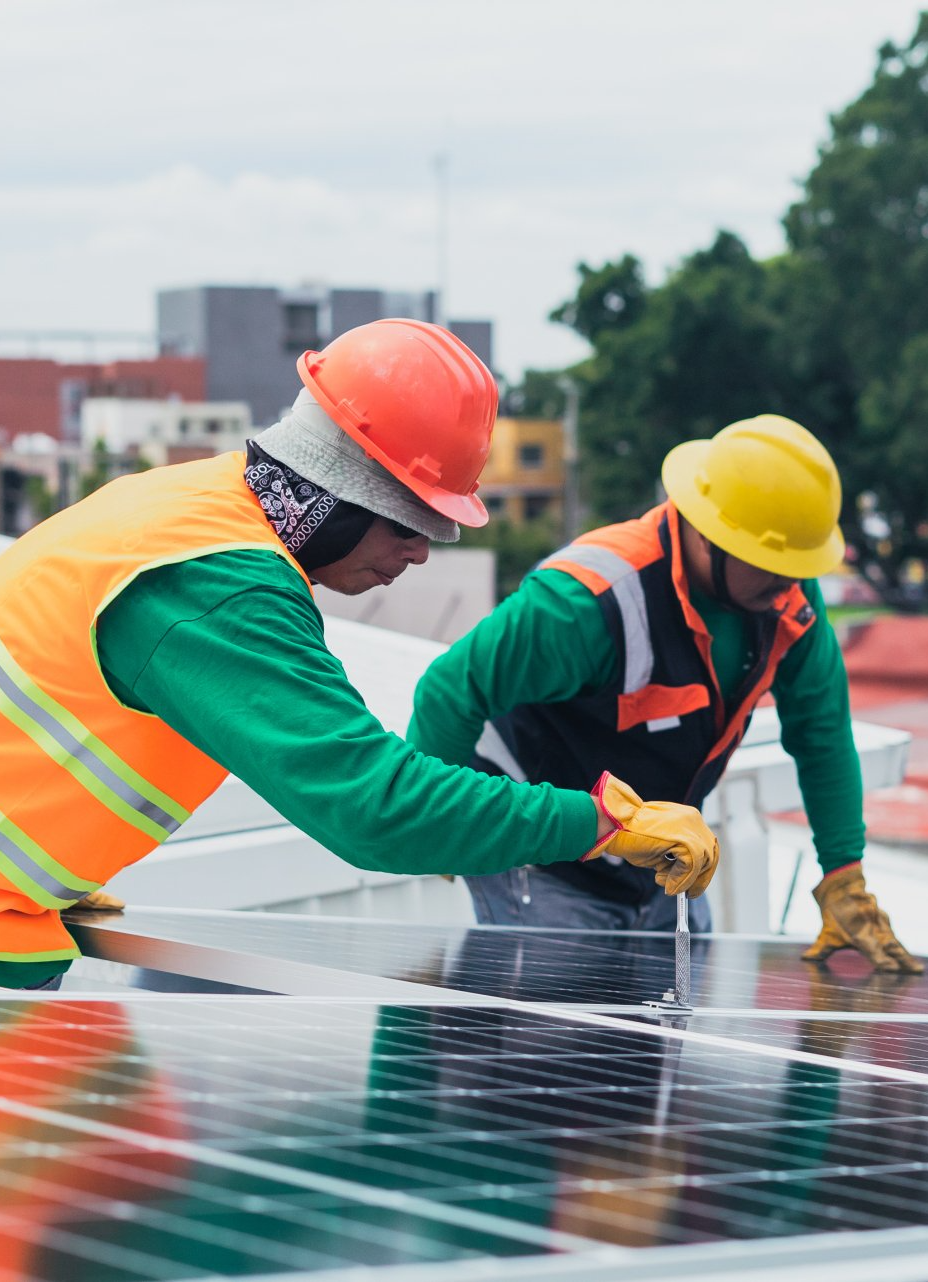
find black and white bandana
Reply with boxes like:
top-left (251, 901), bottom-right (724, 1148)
top-left (244, 440), bottom-right (376, 574)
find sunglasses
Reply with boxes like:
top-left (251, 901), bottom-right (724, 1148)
top-left (389, 520), bottom-right (423, 540)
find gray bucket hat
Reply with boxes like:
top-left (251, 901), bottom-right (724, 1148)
top-left (254, 390), bottom-right (460, 543)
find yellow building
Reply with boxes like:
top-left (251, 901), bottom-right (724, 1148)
top-left (479, 417), bottom-right (565, 524)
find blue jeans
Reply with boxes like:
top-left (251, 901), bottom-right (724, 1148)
top-left (465, 866), bottom-right (712, 932)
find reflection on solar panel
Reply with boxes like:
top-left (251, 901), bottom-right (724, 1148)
top-left (4, 912), bottom-right (928, 1281)
top-left (67, 908), bottom-right (928, 1012)
top-left (687, 1012), bottom-right (928, 1073)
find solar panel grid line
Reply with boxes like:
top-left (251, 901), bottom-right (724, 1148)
top-left (682, 1015), bottom-right (928, 1073)
top-left (9, 1010), bottom-right (928, 1153)
top-left (296, 1117), bottom-right (928, 1198)
top-left (0, 1158), bottom-right (491, 1275)
top-left (0, 1141), bottom-right (548, 1262)
top-left (383, 1222), bottom-right (928, 1282)
top-left (0, 989), bottom-right (912, 1082)
top-left (214, 1256), bottom-right (629, 1282)
top-left (0, 1091), bottom-right (609, 1257)
top-left (0, 1179), bottom-right (359, 1277)
top-left (503, 1003), bottom-right (928, 1085)
top-left (0, 1207), bottom-right (203, 1282)
top-left (561, 1006), bottom-right (928, 1020)
top-left (653, 1123), bottom-right (928, 1179)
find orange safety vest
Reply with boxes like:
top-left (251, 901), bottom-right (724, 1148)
top-left (0, 452), bottom-right (313, 964)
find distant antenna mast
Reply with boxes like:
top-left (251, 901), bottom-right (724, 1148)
top-left (433, 151), bottom-right (450, 326)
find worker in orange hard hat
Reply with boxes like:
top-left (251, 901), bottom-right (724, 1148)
top-left (0, 319), bottom-right (720, 991)
top-left (409, 414), bottom-right (923, 975)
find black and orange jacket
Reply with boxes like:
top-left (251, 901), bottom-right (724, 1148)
top-left (472, 503), bottom-right (815, 903)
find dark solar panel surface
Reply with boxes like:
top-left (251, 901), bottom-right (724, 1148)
top-left (13, 912), bottom-right (928, 1279)
top-left (67, 908), bottom-right (928, 1013)
top-left (3, 995), bottom-right (928, 1280)
top-left (686, 1012), bottom-right (928, 1074)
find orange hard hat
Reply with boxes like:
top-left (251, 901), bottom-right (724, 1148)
top-left (297, 318), bottom-right (498, 527)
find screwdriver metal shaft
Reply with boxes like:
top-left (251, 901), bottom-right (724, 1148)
top-left (675, 892), bottom-right (691, 1007)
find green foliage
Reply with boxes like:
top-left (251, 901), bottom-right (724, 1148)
top-left (532, 10), bottom-right (928, 607)
top-left (79, 439), bottom-right (113, 499)
top-left (459, 515), bottom-right (562, 601)
top-left (501, 369), bottom-right (567, 420)
top-left (550, 255), bottom-right (647, 343)
top-left (24, 473), bottom-right (53, 523)
top-left (784, 14), bottom-right (928, 389)
top-left (550, 231), bottom-right (786, 523)
top-left (79, 439), bottom-right (151, 500)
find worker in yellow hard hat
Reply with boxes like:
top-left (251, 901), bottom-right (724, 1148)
top-left (0, 319), bottom-right (719, 991)
top-left (409, 414), bottom-right (922, 974)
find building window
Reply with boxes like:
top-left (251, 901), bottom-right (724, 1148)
top-left (519, 443), bottom-right (544, 469)
top-left (524, 494), bottom-right (551, 520)
top-left (283, 303), bottom-right (321, 353)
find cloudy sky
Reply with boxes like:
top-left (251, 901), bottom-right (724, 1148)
top-left (1, 0), bottom-right (924, 381)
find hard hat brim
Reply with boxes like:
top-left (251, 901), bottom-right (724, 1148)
top-left (662, 439), bottom-right (845, 579)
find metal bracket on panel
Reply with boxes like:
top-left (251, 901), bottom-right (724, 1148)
top-left (642, 989), bottom-right (693, 1018)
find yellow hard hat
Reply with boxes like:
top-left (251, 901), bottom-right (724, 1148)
top-left (661, 414), bottom-right (845, 578)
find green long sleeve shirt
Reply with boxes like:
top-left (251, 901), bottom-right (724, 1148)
top-left (93, 550), bottom-right (596, 877)
top-left (407, 568), bottom-right (864, 875)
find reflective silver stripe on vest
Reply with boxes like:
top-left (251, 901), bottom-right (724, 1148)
top-left (612, 574), bottom-right (653, 692)
top-left (474, 722), bottom-right (528, 782)
top-left (544, 544), bottom-right (654, 693)
top-left (0, 664), bottom-right (182, 835)
top-left (0, 830), bottom-right (89, 903)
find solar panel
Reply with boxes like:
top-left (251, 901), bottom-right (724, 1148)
top-left (3, 995), bottom-right (928, 1282)
top-left (66, 908), bottom-right (928, 1014)
top-left (684, 1013), bottom-right (928, 1074)
top-left (3, 909), bottom-right (924, 1280)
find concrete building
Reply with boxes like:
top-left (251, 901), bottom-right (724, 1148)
top-left (157, 284), bottom-right (493, 427)
top-left (0, 356), bottom-right (205, 444)
top-left (81, 397), bottom-right (252, 467)
top-left (478, 416), bottom-right (565, 525)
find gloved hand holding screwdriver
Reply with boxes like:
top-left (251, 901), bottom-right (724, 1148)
top-left (581, 771), bottom-right (920, 976)
top-left (582, 771), bottom-right (719, 897)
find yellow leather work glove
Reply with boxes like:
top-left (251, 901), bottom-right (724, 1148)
top-left (70, 889), bottom-right (126, 911)
top-left (802, 862), bottom-right (923, 974)
top-left (582, 772), bottom-right (719, 897)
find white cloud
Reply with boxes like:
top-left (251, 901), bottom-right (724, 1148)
top-left (0, 0), bottom-right (924, 378)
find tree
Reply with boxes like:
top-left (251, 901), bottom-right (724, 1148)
top-left (500, 369), bottom-right (567, 420)
top-left (546, 12), bottom-right (928, 606)
top-left (784, 14), bottom-right (928, 390)
top-left (551, 232), bottom-right (784, 524)
top-left (781, 12), bottom-right (928, 602)
top-left (79, 439), bottom-right (151, 501)
top-left (459, 514), bottom-right (562, 601)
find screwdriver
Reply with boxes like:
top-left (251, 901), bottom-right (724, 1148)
top-left (675, 891), bottom-right (690, 1007)
top-left (644, 880), bottom-right (693, 1014)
